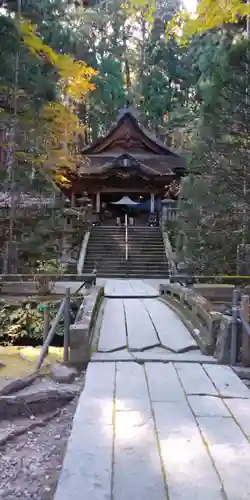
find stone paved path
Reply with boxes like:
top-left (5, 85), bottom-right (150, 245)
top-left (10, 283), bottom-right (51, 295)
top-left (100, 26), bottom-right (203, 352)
top-left (54, 280), bottom-right (250, 500)
top-left (97, 296), bottom-right (198, 356)
top-left (104, 279), bottom-right (159, 298)
top-left (55, 362), bottom-right (250, 500)
top-left (97, 279), bottom-right (198, 356)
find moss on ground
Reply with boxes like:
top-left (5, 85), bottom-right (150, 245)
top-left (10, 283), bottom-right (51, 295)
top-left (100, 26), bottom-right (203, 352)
top-left (0, 346), bottom-right (63, 380)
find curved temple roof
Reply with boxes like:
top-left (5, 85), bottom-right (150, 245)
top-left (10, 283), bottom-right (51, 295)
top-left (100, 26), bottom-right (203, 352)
top-left (80, 105), bottom-right (186, 177)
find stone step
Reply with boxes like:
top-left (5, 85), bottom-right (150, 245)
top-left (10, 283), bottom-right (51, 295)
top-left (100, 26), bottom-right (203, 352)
top-left (90, 240), bottom-right (164, 244)
top-left (90, 229), bottom-right (162, 234)
top-left (85, 266), bottom-right (169, 272)
top-left (86, 262), bottom-right (168, 266)
top-left (85, 263), bottom-right (168, 268)
top-left (92, 226), bottom-right (161, 230)
top-left (84, 256), bottom-right (168, 262)
top-left (90, 234), bottom-right (163, 238)
top-left (87, 246), bottom-right (166, 250)
top-left (92, 233), bottom-right (162, 236)
top-left (95, 274), bottom-right (169, 278)
top-left (85, 269), bottom-right (169, 275)
top-left (91, 237), bottom-right (164, 241)
top-left (89, 239), bottom-right (164, 244)
top-left (85, 271), bottom-right (169, 276)
top-left (85, 252), bottom-right (167, 258)
top-left (86, 251), bottom-right (165, 256)
top-left (85, 249), bottom-right (167, 254)
top-left (84, 261), bottom-right (168, 267)
top-left (95, 273), bottom-right (170, 278)
top-left (84, 225), bottom-right (167, 278)
top-left (84, 261), bottom-right (168, 266)
top-left (84, 262), bottom-right (168, 267)
top-left (92, 231), bottom-right (162, 235)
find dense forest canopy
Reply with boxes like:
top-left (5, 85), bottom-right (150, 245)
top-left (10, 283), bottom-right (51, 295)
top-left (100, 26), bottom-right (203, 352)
top-left (0, 0), bottom-right (249, 274)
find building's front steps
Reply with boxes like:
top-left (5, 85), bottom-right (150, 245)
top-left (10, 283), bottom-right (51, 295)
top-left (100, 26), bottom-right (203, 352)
top-left (83, 225), bottom-right (169, 278)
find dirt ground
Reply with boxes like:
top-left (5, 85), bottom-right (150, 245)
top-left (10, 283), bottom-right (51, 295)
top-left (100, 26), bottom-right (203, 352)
top-left (0, 347), bottom-right (85, 500)
top-left (0, 397), bottom-right (78, 500)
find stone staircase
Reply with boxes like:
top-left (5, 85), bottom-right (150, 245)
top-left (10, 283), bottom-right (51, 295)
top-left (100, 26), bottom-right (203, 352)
top-left (83, 225), bottom-right (169, 278)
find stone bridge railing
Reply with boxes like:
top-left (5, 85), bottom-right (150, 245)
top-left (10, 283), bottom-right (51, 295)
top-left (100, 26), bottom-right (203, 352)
top-left (69, 287), bottom-right (104, 367)
top-left (160, 283), bottom-right (222, 356)
top-left (160, 280), bottom-right (250, 367)
top-left (160, 228), bottom-right (176, 278)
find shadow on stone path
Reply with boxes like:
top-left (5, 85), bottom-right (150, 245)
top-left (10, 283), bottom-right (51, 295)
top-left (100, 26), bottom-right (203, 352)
top-left (54, 280), bottom-right (250, 500)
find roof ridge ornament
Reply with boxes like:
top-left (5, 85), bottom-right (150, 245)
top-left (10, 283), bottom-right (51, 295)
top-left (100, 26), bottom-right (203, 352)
top-left (116, 103), bottom-right (139, 121)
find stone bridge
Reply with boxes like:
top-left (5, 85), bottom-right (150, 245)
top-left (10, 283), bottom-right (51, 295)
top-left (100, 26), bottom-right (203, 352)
top-left (54, 279), bottom-right (250, 500)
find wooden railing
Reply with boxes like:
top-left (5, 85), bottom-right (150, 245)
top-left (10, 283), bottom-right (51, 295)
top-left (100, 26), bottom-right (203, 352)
top-left (35, 284), bottom-right (104, 370)
top-left (35, 287), bottom-right (71, 370)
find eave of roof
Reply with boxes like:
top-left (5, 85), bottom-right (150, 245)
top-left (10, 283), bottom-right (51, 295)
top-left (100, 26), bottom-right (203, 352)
top-left (82, 106), bottom-right (183, 160)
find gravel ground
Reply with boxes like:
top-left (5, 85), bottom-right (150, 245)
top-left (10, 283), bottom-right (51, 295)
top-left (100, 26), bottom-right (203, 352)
top-left (0, 397), bottom-right (79, 500)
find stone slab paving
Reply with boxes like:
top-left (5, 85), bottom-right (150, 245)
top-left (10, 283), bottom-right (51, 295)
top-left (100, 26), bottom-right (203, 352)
top-left (123, 298), bottom-right (160, 351)
top-left (142, 298), bottom-right (198, 352)
top-left (175, 362), bottom-right (219, 396)
top-left (223, 398), bottom-right (250, 437)
top-left (92, 350), bottom-right (134, 362)
top-left (104, 279), bottom-right (159, 298)
top-left (128, 279), bottom-right (160, 297)
top-left (55, 281), bottom-right (250, 500)
top-left (91, 348), bottom-right (217, 363)
top-left (55, 361), bottom-right (250, 500)
top-left (131, 347), bottom-right (217, 363)
top-left (96, 296), bottom-right (200, 355)
top-left (188, 395), bottom-right (230, 417)
top-left (54, 363), bottom-right (115, 500)
top-left (98, 298), bottom-right (127, 352)
top-left (153, 401), bottom-right (224, 499)
top-left (115, 362), bottom-right (149, 408)
top-left (114, 362), bottom-right (166, 500)
top-left (197, 416), bottom-right (250, 500)
top-left (146, 362), bottom-right (186, 402)
top-left (203, 364), bottom-right (250, 399)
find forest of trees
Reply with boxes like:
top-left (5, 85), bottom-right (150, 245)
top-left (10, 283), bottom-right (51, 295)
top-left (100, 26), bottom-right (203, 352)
top-left (0, 0), bottom-right (249, 274)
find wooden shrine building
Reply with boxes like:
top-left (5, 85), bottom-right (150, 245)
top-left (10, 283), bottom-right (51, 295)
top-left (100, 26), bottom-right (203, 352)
top-left (67, 105), bottom-right (186, 225)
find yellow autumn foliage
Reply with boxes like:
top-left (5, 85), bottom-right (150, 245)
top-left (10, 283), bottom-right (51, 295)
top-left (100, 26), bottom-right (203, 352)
top-left (54, 173), bottom-right (72, 187)
top-left (121, 0), bottom-right (156, 23)
top-left (15, 19), bottom-right (96, 183)
top-left (39, 102), bottom-right (81, 134)
top-left (18, 19), bottom-right (96, 99)
top-left (38, 102), bottom-right (82, 170)
top-left (167, 0), bottom-right (250, 42)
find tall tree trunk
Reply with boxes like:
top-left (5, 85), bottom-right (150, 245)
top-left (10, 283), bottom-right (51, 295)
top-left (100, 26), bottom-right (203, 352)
top-left (3, 0), bottom-right (21, 273)
top-left (122, 29), bottom-right (132, 99)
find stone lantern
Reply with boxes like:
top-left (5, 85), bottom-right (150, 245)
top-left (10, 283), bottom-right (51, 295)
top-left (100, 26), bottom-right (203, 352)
top-left (161, 197), bottom-right (176, 226)
top-left (78, 191), bottom-right (91, 222)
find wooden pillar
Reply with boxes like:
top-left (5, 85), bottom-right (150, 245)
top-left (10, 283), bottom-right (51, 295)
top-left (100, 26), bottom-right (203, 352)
top-left (150, 193), bottom-right (155, 213)
top-left (96, 191), bottom-right (100, 213)
top-left (71, 192), bottom-right (75, 207)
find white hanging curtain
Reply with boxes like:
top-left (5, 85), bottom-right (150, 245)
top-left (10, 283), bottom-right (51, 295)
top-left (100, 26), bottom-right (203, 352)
top-left (111, 196), bottom-right (139, 206)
